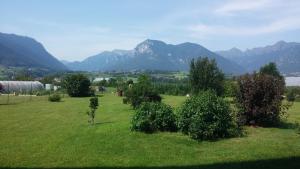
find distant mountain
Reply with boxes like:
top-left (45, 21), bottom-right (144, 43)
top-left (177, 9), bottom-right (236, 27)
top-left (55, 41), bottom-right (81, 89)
top-left (0, 32), bottom-right (67, 70)
top-left (216, 41), bottom-right (300, 74)
top-left (66, 39), bottom-right (244, 74)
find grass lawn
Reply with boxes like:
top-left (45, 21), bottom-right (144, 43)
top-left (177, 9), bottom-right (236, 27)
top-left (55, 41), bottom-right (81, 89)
top-left (0, 92), bottom-right (300, 169)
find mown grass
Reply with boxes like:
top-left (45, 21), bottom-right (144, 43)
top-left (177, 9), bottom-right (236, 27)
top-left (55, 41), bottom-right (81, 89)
top-left (0, 92), bottom-right (300, 169)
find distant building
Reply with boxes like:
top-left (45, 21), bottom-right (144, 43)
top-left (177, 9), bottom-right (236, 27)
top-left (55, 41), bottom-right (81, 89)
top-left (93, 77), bottom-right (111, 82)
top-left (0, 81), bottom-right (44, 94)
top-left (45, 84), bottom-right (60, 91)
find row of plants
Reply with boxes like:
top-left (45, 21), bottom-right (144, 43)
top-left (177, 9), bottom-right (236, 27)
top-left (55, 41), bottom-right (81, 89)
top-left (129, 58), bottom-right (292, 141)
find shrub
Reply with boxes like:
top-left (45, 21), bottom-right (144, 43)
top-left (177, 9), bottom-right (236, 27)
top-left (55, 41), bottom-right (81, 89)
top-left (177, 90), bottom-right (240, 140)
top-left (131, 102), bottom-right (177, 133)
top-left (235, 73), bottom-right (285, 126)
top-left (48, 94), bottom-right (61, 102)
top-left (62, 74), bottom-right (92, 97)
top-left (123, 98), bottom-right (128, 104)
top-left (223, 80), bottom-right (237, 97)
top-left (124, 75), bottom-right (161, 108)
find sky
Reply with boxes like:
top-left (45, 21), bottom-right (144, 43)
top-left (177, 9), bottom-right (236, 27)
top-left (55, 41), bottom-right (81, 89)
top-left (1, 0), bottom-right (300, 61)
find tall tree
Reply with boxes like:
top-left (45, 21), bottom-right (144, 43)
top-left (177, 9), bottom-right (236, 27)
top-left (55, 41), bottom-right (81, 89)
top-left (259, 62), bottom-right (282, 79)
top-left (189, 57), bottom-right (225, 96)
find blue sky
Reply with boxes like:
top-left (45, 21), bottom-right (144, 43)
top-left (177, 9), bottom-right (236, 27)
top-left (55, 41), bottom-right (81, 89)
top-left (1, 0), bottom-right (300, 61)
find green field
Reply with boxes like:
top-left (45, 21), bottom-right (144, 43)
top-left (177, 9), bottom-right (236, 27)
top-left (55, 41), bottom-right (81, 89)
top-left (0, 92), bottom-right (300, 169)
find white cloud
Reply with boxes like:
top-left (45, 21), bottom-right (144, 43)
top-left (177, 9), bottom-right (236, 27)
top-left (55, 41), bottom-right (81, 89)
top-left (215, 0), bottom-right (272, 15)
top-left (188, 17), bottom-right (300, 37)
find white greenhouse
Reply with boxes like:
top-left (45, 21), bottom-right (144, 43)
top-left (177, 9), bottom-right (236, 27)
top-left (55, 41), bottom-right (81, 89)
top-left (0, 81), bottom-right (44, 94)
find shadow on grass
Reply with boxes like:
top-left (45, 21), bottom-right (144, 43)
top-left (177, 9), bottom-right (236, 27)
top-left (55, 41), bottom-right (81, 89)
top-left (1, 156), bottom-right (300, 169)
top-left (278, 121), bottom-right (299, 129)
top-left (95, 121), bottom-right (115, 125)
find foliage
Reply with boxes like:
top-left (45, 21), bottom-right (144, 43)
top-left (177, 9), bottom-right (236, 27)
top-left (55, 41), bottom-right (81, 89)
top-left (131, 102), bottom-right (177, 133)
top-left (189, 57), bottom-right (225, 96)
top-left (63, 74), bottom-right (92, 97)
top-left (286, 90), bottom-right (296, 102)
top-left (153, 83), bottom-right (190, 96)
top-left (223, 80), bottom-right (237, 97)
top-left (124, 74), bottom-right (161, 108)
top-left (48, 93), bottom-right (61, 102)
top-left (177, 90), bottom-right (240, 140)
top-left (286, 86), bottom-right (300, 102)
top-left (235, 72), bottom-right (286, 126)
top-left (87, 97), bottom-right (99, 125)
top-left (259, 62), bottom-right (283, 79)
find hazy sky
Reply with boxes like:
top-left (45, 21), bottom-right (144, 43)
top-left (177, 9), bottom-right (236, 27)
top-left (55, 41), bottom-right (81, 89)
top-left (1, 0), bottom-right (300, 61)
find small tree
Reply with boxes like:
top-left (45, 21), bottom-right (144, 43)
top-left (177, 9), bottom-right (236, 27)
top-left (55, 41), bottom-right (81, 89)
top-left (190, 57), bottom-right (224, 96)
top-left (235, 73), bottom-right (286, 126)
top-left (63, 74), bottom-right (92, 97)
top-left (87, 97), bottom-right (99, 125)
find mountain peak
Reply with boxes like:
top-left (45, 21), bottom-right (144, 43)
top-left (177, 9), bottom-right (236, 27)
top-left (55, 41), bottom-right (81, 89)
top-left (275, 40), bottom-right (287, 45)
top-left (135, 39), bottom-right (167, 54)
top-left (229, 47), bottom-right (242, 52)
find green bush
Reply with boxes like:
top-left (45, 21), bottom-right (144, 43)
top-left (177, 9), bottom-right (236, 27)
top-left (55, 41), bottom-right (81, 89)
top-left (177, 90), bottom-right (240, 140)
top-left (131, 102), bottom-right (177, 133)
top-left (62, 74), bottom-right (92, 97)
top-left (48, 94), bottom-right (61, 102)
top-left (124, 75), bottom-right (161, 108)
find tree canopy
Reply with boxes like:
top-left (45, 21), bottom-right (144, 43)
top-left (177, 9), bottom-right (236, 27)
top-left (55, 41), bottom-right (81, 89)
top-left (189, 57), bottom-right (225, 96)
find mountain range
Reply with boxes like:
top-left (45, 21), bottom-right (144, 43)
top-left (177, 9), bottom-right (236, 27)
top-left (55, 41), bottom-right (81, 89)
top-left (216, 41), bottom-right (300, 74)
top-left (0, 32), bottom-right (67, 71)
top-left (1, 32), bottom-right (300, 75)
top-left (65, 39), bottom-right (244, 74)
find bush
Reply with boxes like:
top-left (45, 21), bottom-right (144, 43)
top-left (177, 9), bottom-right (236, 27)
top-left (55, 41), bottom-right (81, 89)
top-left (124, 75), bottom-right (161, 108)
top-left (62, 74), bottom-right (92, 97)
top-left (235, 73), bottom-right (285, 126)
top-left (177, 90), bottom-right (240, 140)
top-left (131, 102), bottom-right (177, 133)
top-left (223, 80), bottom-right (237, 97)
top-left (48, 94), bottom-right (61, 102)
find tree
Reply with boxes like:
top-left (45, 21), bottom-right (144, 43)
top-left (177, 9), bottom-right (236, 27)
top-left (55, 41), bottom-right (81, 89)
top-left (259, 62), bottom-right (282, 79)
top-left (189, 57), bottom-right (225, 96)
top-left (63, 74), bottom-right (92, 97)
top-left (87, 97), bottom-right (99, 125)
top-left (235, 72), bottom-right (286, 126)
